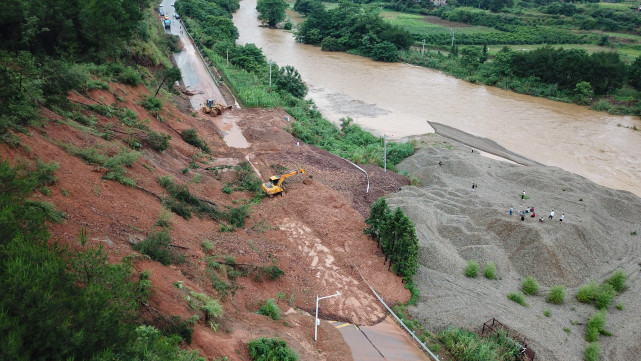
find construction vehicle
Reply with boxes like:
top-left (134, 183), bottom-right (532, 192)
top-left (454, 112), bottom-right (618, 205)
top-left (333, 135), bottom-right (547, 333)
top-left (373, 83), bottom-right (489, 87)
top-left (262, 168), bottom-right (311, 197)
top-left (202, 99), bottom-right (232, 116)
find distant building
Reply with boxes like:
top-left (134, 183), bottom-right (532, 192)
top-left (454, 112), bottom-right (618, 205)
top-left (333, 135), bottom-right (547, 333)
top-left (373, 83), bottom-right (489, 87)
top-left (432, 0), bottom-right (447, 5)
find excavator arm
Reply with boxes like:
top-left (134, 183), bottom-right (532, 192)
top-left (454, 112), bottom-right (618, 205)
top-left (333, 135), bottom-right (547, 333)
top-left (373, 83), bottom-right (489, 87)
top-left (262, 168), bottom-right (310, 197)
top-left (275, 168), bottom-right (308, 187)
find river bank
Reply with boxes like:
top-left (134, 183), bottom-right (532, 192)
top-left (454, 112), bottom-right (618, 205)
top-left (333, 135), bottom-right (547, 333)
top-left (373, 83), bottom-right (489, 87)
top-left (233, 0), bottom-right (641, 198)
top-left (386, 132), bottom-right (641, 361)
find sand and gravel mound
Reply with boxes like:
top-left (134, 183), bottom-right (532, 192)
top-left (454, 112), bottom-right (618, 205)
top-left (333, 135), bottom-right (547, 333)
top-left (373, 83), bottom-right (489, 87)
top-left (386, 134), bottom-right (641, 361)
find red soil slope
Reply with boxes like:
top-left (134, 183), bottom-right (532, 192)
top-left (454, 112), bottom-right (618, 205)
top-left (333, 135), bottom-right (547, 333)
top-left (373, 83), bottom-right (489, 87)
top-left (0, 83), bottom-right (410, 360)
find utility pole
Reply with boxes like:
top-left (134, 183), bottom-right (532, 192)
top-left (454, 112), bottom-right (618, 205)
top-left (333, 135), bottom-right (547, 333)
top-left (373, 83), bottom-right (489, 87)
top-left (422, 39), bottom-right (425, 56)
top-left (226, 48), bottom-right (229, 66)
top-left (451, 27), bottom-right (455, 47)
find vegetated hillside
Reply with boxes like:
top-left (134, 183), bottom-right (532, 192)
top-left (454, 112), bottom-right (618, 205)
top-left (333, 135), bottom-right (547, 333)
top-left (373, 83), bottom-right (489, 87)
top-left (0, 81), bottom-right (412, 360)
top-left (387, 135), bottom-right (641, 361)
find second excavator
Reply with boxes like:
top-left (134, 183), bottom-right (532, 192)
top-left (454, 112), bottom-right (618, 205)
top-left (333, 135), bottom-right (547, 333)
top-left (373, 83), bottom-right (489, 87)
top-left (262, 168), bottom-right (311, 197)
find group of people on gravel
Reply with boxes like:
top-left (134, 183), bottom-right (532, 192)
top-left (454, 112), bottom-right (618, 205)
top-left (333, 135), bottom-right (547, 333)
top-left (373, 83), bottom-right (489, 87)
top-left (509, 193), bottom-right (565, 223)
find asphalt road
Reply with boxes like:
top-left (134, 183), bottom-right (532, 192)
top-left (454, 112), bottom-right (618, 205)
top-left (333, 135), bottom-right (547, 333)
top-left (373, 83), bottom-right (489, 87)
top-left (160, 0), bottom-right (227, 110)
top-left (330, 317), bottom-right (433, 361)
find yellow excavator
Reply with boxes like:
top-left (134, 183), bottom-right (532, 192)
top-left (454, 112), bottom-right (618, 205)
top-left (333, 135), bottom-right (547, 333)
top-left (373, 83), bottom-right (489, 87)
top-left (202, 99), bottom-right (232, 116)
top-left (262, 168), bottom-right (312, 197)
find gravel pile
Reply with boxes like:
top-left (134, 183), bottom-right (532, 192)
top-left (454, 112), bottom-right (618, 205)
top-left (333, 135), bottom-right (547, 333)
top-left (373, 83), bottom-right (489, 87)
top-left (386, 134), bottom-right (641, 361)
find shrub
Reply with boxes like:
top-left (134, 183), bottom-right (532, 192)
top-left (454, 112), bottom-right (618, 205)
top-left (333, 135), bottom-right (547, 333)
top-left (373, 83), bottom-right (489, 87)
top-left (146, 130), bottom-right (171, 152)
top-left (201, 239), bottom-right (214, 253)
top-left (483, 262), bottom-right (496, 279)
top-left (257, 299), bottom-right (281, 320)
top-left (522, 276), bottom-right (539, 295)
top-left (586, 311), bottom-right (611, 342)
top-left (117, 66), bottom-right (142, 86)
top-left (507, 291), bottom-right (527, 306)
top-left (546, 285), bottom-right (566, 304)
top-left (181, 129), bottom-right (210, 153)
top-left (577, 281), bottom-right (598, 303)
top-left (584, 342), bottom-right (601, 361)
top-left (141, 96), bottom-right (163, 111)
top-left (154, 207), bottom-right (173, 229)
top-left (133, 230), bottom-right (173, 266)
top-left (248, 338), bottom-right (299, 361)
top-left (606, 270), bottom-right (627, 292)
top-left (440, 326), bottom-right (521, 361)
top-left (594, 283), bottom-right (616, 310)
top-left (544, 309), bottom-right (551, 317)
top-left (464, 260), bottom-right (479, 278)
top-left (254, 265), bottom-right (284, 282)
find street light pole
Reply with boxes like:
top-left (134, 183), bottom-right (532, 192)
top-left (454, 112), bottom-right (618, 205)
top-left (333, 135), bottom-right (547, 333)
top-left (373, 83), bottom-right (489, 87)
top-left (315, 291), bottom-right (341, 341)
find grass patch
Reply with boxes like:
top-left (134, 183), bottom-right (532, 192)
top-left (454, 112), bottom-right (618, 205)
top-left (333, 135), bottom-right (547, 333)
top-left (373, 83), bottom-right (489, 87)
top-left (133, 230), bottom-right (183, 266)
top-left (616, 303), bottom-right (624, 310)
top-left (507, 291), bottom-right (527, 306)
top-left (254, 265), bottom-right (285, 282)
top-left (546, 285), bottom-right (566, 304)
top-left (248, 338), bottom-right (299, 361)
top-left (181, 129), bottom-right (210, 153)
top-left (544, 309), bottom-right (551, 317)
top-left (154, 207), bottom-right (173, 229)
top-left (464, 260), bottom-right (479, 278)
top-left (483, 262), bottom-right (496, 279)
top-left (257, 299), bottom-right (281, 320)
top-left (201, 239), bottom-right (214, 253)
top-left (584, 342), bottom-right (601, 361)
top-left (594, 283), bottom-right (616, 310)
top-left (439, 326), bottom-right (521, 361)
top-left (141, 96), bottom-right (163, 112)
top-left (577, 281), bottom-right (598, 303)
top-left (586, 311), bottom-right (611, 342)
top-left (62, 144), bottom-right (139, 187)
top-left (521, 276), bottom-right (539, 296)
top-left (605, 270), bottom-right (627, 292)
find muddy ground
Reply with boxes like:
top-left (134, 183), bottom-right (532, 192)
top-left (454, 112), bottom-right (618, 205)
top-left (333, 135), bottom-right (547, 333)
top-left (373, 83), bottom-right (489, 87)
top-left (0, 83), bottom-right (411, 360)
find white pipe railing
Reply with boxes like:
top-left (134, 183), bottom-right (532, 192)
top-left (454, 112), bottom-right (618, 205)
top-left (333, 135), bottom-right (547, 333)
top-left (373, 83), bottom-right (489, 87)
top-left (339, 156), bottom-right (369, 193)
top-left (353, 266), bottom-right (440, 361)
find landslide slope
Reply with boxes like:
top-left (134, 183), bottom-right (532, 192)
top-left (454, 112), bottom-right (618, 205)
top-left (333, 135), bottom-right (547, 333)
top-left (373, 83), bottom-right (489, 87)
top-left (387, 135), bottom-right (641, 361)
top-left (0, 84), bottom-right (410, 360)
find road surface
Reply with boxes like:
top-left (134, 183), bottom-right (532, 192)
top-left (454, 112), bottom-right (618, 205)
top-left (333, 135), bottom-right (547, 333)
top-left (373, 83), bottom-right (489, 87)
top-left (161, 0), bottom-right (249, 148)
top-left (330, 317), bottom-right (433, 361)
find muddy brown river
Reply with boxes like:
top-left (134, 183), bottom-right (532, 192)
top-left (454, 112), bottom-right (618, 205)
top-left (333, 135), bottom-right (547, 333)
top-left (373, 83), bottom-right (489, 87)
top-left (233, 0), bottom-right (641, 196)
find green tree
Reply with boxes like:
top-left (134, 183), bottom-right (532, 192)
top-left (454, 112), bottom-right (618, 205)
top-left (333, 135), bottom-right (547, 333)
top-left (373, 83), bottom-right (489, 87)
top-left (256, 0), bottom-right (288, 27)
top-left (364, 198), bottom-right (391, 248)
top-left (275, 65), bottom-right (308, 98)
top-left (629, 55), bottom-right (641, 91)
top-left (372, 41), bottom-right (399, 62)
top-left (154, 66), bottom-right (182, 97)
top-left (390, 210), bottom-right (419, 281)
top-left (587, 51), bottom-right (625, 95)
top-left (294, 0), bottom-right (324, 16)
top-left (574, 81), bottom-right (594, 105)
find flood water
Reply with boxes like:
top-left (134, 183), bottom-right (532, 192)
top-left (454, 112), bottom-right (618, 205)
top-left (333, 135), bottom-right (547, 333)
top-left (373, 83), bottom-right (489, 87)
top-left (233, 0), bottom-right (641, 196)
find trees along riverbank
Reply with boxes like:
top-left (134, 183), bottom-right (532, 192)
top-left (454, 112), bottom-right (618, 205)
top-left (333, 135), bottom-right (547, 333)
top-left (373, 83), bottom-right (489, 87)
top-left (291, 0), bottom-right (641, 115)
top-left (177, 0), bottom-right (414, 170)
